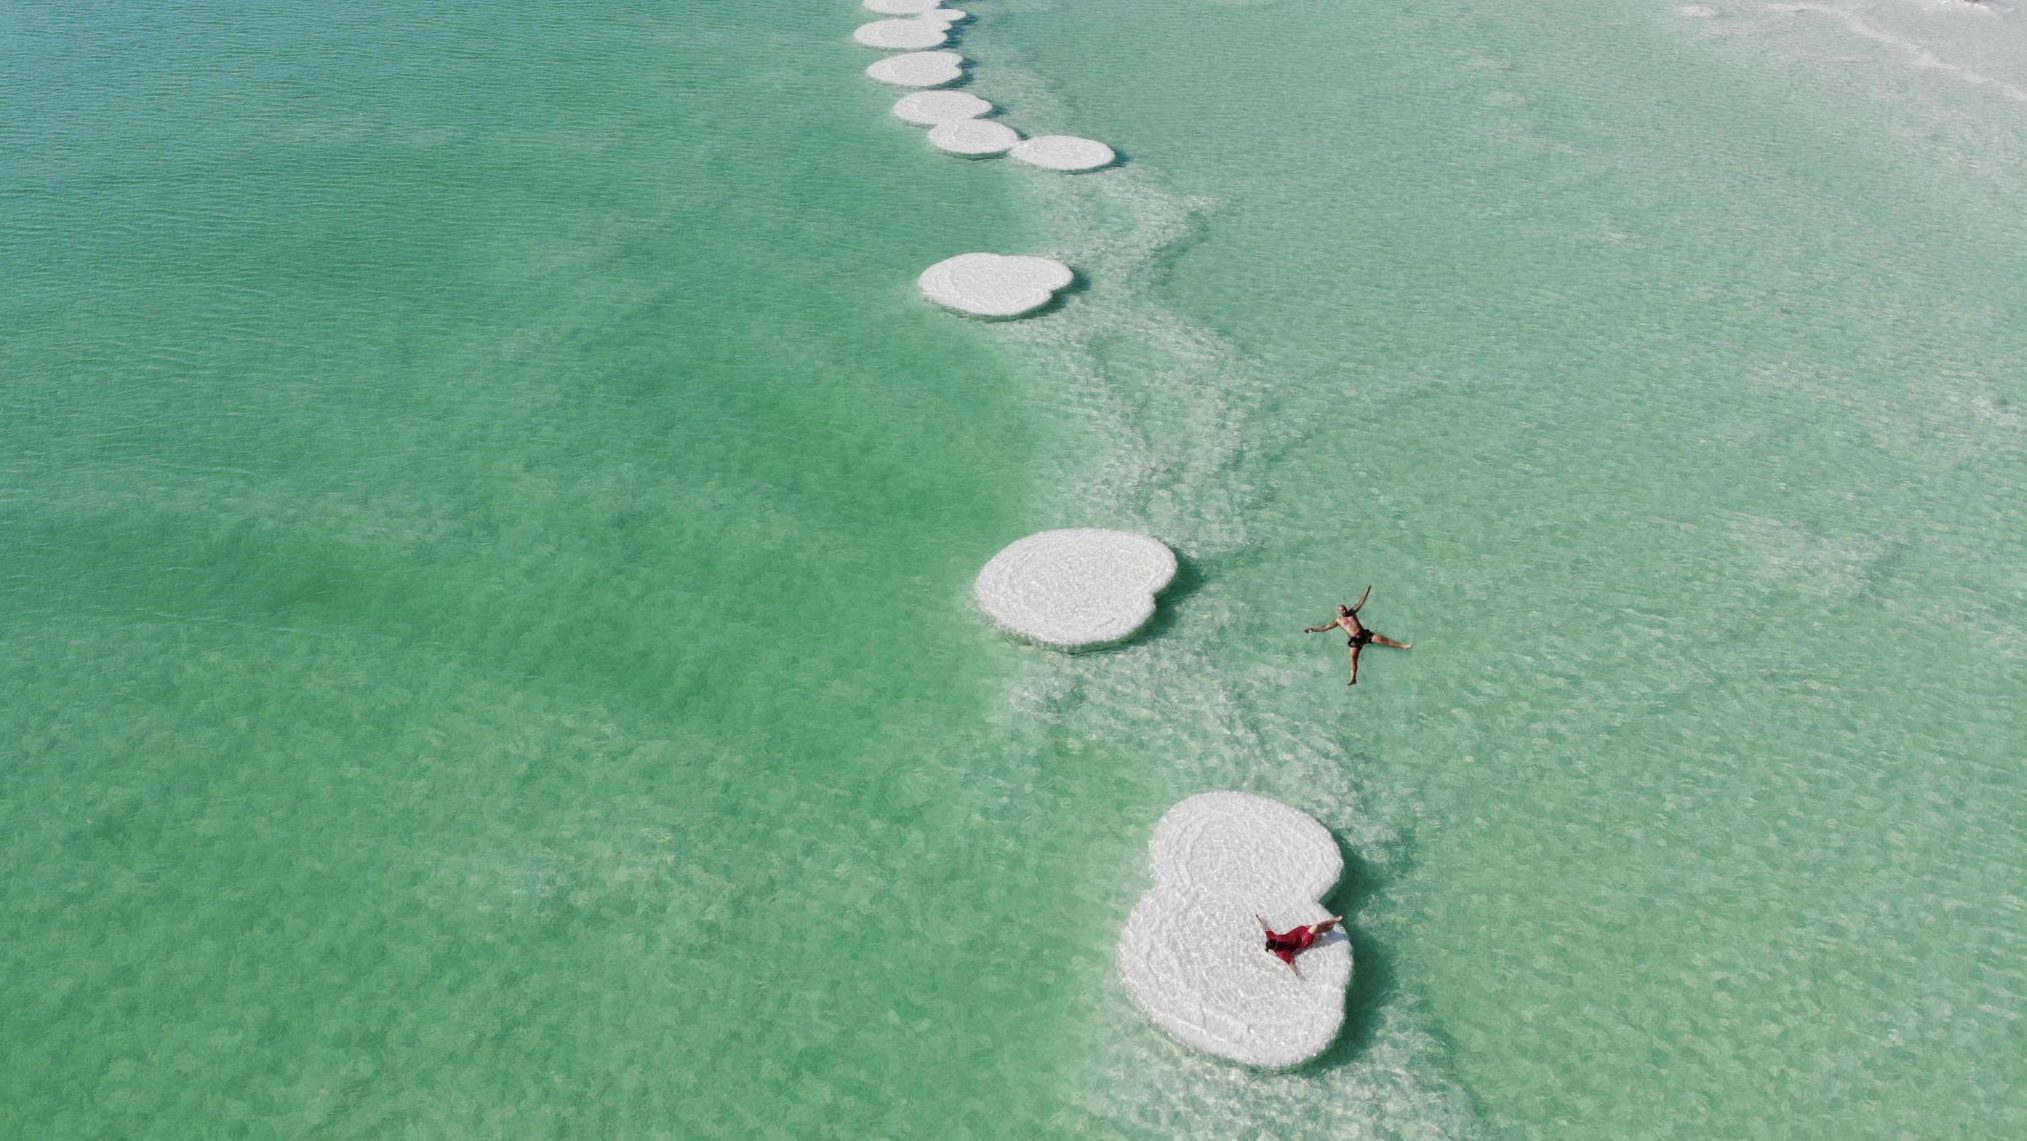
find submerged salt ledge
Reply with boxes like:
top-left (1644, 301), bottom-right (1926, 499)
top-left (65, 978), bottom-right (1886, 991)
top-left (1117, 792), bottom-right (1351, 1069)
top-left (1010, 135), bottom-right (1116, 171)
top-left (865, 51), bottom-right (964, 88)
top-left (892, 90), bottom-right (992, 125)
top-left (973, 528), bottom-right (1173, 647)
top-left (853, 18), bottom-right (950, 50)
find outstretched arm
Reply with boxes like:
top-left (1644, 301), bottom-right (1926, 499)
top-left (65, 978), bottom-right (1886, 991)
top-left (1303, 620), bottom-right (1336, 634)
top-left (1350, 585), bottom-right (1373, 613)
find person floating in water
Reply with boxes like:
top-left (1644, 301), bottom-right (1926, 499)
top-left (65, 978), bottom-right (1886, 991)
top-left (1257, 915), bottom-right (1343, 974)
top-left (1313, 587), bottom-right (1410, 689)
top-left (1305, 586), bottom-right (1411, 685)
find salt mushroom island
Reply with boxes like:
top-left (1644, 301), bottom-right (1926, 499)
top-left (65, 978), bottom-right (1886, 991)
top-left (972, 528), bottom-right (1174, 649)
top-left (1009, 134), bottom-right (1117, 172)
top-left (891, 90), bottom-right (992, 126)
top-left (928, 119), bottom-right (1019, 156)
top-left (919, 253), bottom-right (1074, 320)
top-left (865, 51), bottom-right (965, 88)
top-left (853, 17), bottom-right (951, 50)
top-left (1117, 791), bottom-right (1352, 1069)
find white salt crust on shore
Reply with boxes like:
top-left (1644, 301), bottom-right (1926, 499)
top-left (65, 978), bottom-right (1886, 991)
top-left (854, 18), bottom-right (950, 50)
top-left (1009, 134), bottom-right (1116, 171)
top-left (928, 119), bottom-right (1020, 155)
top-left (892, 90), bottom-right (992, 125)
top-left (972, 528), bottom-right (1173, 647)
top-left (865, 51), bottom-right (965, 88)
top-left (865, 0), bottom-right (943, 13)
top-left (1117, 791), bottom-right (1351, 1069)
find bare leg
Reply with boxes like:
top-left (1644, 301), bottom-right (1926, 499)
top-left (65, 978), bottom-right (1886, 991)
top-left (1369, 632), bottom-right (1412, 650)
top-left (1347, 642), bottom-right (1363, 685)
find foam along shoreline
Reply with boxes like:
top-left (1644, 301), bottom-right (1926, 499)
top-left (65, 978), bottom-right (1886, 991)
top-left (865, 51), bottom-right (965, 88)
top-left (1117, 792), bottom-right (1351, 1069)
top-left (972, 527), bottom-right (1172, 646)
top-left (854, 17), bottom-right (952, 50)
top-left (1009, 135), bottom-right (1116, 171)
top-left (928, 119), bottom-right (1020, 156)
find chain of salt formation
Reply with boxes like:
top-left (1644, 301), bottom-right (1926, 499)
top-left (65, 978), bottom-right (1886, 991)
top-left (846, 2), bottom-right (1116, 318)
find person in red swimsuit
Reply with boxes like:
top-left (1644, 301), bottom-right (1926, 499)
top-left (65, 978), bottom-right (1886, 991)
top-left (1257, 915), bottom-right (1344, 974)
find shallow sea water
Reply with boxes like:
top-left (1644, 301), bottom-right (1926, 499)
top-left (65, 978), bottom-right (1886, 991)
top-left (5, 1), bottom-right (2024, 1137)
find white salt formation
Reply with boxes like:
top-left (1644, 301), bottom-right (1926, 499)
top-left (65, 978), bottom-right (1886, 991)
top-left (865, 51), bottom-right (965, 88)
top-left (892, 90), bottom-right (992, 126)
top-left (928, 119), bottom-right (1019, 156)
top-left (1009, 134), bottom-right (1116, 172)
top-left (864, 0), bottom-right (943, 13)
top-left (1117, 791), bottom-right (1351, 1069)
top-left (972, 528), bottom-right (1173, 647)
top-left (919, 253), bottom-right (1073, 320)
top-left (854, 18), bottom-right (951, 50)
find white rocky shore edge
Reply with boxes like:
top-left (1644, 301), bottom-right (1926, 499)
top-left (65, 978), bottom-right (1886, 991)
top-left (1117, 791), bottom-right (1351, 1069)
top-left (972, 527), bottom-right (1173, 648)
top-left (919, 253), bottom-right (1074, 320)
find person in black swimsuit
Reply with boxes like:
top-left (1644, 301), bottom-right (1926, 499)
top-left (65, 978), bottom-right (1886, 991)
top-left (1305, 586), bottom-right (1411, 685)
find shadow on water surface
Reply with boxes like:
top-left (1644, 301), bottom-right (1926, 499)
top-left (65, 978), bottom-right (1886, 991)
top-left (1131, 548), bottom-right (1206, 645)
top-left (1301, 835), bottom-right (1414, 1074)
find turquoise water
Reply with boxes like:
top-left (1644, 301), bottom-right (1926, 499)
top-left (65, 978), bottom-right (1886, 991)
top-left (5, 1), bottom-right (2023, 1136)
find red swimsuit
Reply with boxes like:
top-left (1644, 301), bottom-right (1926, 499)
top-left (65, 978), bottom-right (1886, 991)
top-left (1263, 924), bottom-right (1320, 964)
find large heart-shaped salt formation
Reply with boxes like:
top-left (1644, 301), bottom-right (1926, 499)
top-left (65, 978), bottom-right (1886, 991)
top-left (865, 51), bottom-right (965, 88)
top-left (892, 90), bottom-right (992, 126)
top-left (1117, 791), bottom-right (1351, 1068)
top-left (1008, 134), bottom-right (1117, 172)
top-left (853, 17), bottom-right (950, 50)
top-left (928, 119), bottom-right (1019, 156)
top-left (974, 528), bottom-right (1174, 650)
top-left (919, 253), bottom-right (1074, 319)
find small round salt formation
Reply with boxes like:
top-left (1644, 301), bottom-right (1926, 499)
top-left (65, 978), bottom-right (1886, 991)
top-left (1009, 135), bottom-right (1116, 172)
top-left (892, 90), bottom-right (992, 126)
top-left (928, 119), bottom-right (1019, 156)
top-left (864, 0), bottom-right (942, 13)
top-left (865, 50), bottom-right (965, 88)
top-left (853, 18), bottom-right (950, 50)
top-left (920, 253), bottom-right (1074, 320)
top-left (973, 528), bottom-right (1173, 648)
top-left (1117, 791), bottom-right (1351, 1069)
